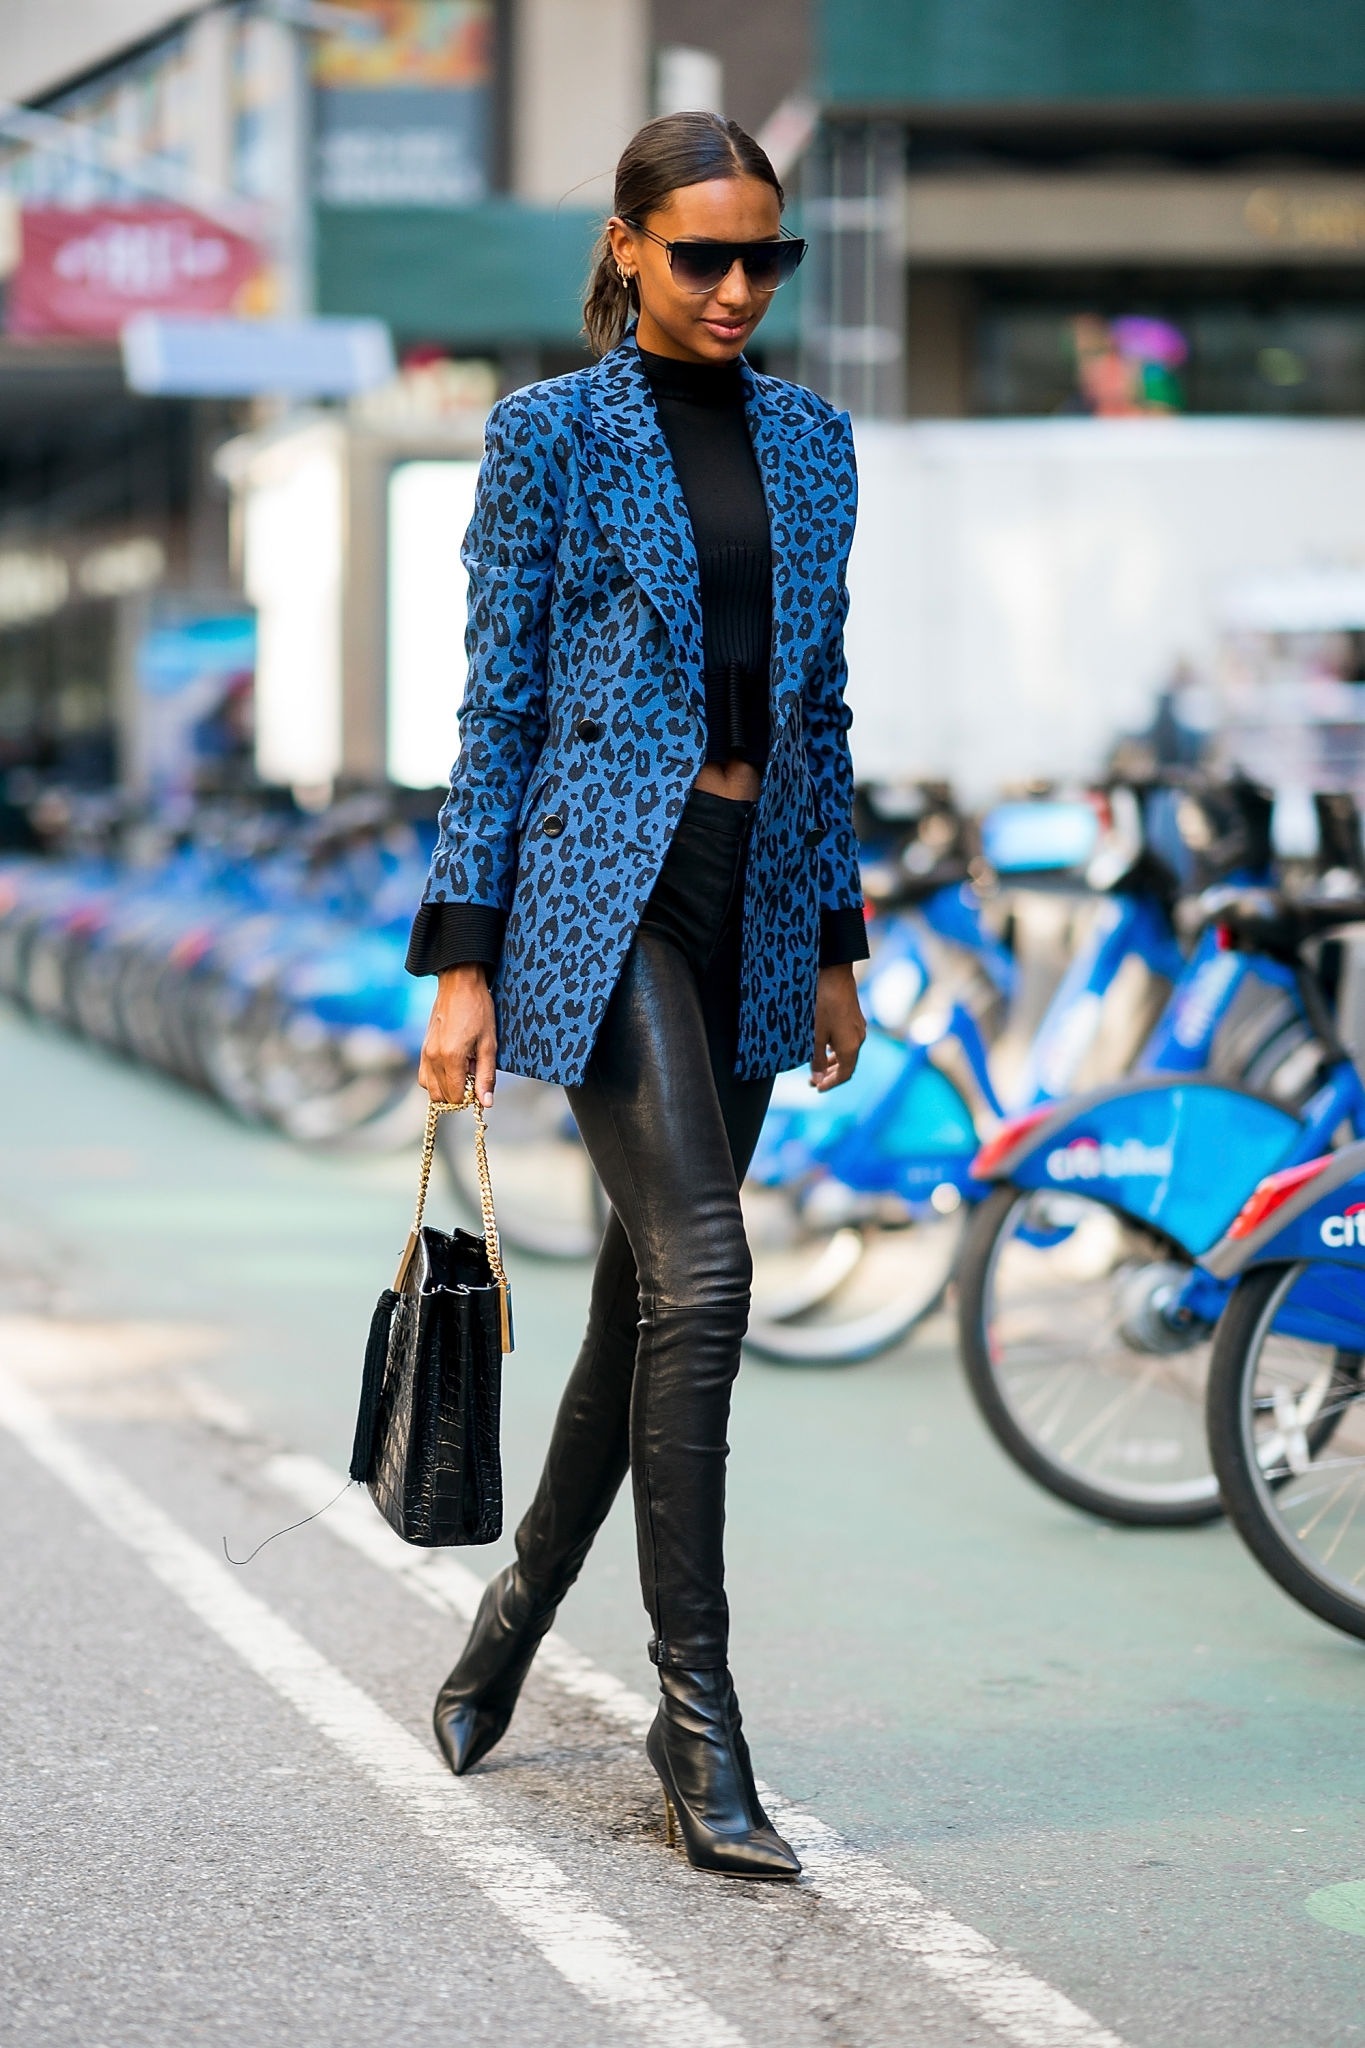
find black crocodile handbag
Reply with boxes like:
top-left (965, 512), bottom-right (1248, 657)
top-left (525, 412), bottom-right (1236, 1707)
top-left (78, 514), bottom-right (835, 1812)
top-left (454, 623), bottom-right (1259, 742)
top-left (349, 1085), bottom-right (514, 1546)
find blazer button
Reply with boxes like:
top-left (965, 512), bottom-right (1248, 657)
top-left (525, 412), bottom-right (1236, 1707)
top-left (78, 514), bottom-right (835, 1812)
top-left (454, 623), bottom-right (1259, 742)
top-left (542, 810), bottom-right (567, 838)
top-left (574, 716), bottom-right (604, 743)
top-left (805, 826), bottom-right (823, 847)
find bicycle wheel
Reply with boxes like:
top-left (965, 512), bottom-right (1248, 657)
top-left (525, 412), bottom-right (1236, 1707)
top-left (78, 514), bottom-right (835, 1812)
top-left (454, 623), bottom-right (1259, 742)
top-left (442, 1074), bottom-right (606, 1259)
top-left (248, 998), bottom-right (412, 1144)
top-left (70, 934), bottom-right (132, 1051)
top-left (957, 1182), bottom-right (1221, 1525)
top-left (743, 1187), bottom-right (965, 1364)
top-left (1207, 1263), bottom-right (1365, 1642)
top-left (24, 921), bottom-right (84, 1027)
top-left (192, 973), bottom-right (274, 1121)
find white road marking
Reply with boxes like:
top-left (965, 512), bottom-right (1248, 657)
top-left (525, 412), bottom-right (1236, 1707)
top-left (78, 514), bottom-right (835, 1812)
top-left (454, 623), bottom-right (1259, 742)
top-left (0, 1375), bottom-right (747, 2048)
top-left (267, 1453), bottom-right (1133, 2048)
top-left (181, 1372), bottom-right (257, 1440)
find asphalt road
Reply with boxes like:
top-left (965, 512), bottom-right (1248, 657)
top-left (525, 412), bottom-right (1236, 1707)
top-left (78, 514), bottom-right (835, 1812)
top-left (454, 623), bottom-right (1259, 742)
top-left (2, 999), bottom-right (1363, 2048)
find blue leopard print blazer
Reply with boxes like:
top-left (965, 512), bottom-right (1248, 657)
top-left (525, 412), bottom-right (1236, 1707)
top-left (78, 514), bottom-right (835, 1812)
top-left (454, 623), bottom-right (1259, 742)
top-left (418, 332), bottom-right (862, 1087)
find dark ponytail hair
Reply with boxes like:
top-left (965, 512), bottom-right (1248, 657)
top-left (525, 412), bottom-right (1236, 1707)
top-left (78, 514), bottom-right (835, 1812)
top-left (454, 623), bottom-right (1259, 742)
top-left (583, 112), bottom-right (785, 358)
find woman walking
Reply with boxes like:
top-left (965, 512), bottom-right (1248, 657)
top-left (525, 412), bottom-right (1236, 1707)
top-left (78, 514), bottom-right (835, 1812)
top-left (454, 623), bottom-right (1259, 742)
top-left (407, 111), bottom-right (866, 1879)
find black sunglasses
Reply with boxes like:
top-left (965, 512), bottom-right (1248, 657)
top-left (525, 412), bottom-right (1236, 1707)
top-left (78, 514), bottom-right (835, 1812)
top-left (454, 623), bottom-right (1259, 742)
top-left (622, 219), bottom-right (806, 295)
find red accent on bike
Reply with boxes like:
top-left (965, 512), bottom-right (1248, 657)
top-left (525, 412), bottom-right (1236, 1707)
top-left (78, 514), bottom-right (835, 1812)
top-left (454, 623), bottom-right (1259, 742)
top-left (971, 1107), bottom-right (1052, 1179)
top-left (168, 925), bottom-right (214, 969)
top-left (1214, 923), bottom-right (1234, 951)
top-left (1228, 1156), bottom-right (1333, 1240)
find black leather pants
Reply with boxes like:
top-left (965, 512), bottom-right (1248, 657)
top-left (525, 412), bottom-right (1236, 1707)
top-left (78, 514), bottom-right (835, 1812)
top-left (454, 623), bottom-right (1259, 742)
top-left (511, 789), bottom-right (774, 1669)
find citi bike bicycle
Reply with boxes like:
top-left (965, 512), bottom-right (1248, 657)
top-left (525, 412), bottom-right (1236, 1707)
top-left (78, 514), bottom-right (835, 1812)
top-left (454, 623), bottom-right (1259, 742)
top-left (1202, 1130), bottom-right (1365, 1643)
top-left (742, 772), bottom-right (1292, 1362)
top-left (957, 884), bottom-right (1365, 1528)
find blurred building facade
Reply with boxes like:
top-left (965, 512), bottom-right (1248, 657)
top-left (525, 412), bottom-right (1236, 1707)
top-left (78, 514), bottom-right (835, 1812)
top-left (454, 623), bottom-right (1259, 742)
top-left (0, 0), bottom-right (805, 802)
top-left (804, 0), bottom-right (1365, 421)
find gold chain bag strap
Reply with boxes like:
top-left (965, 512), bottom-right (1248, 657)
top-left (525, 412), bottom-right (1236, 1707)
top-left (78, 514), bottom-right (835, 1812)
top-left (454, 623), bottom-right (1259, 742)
top-left (396, 1080), bottom-right (513, 1352)
top-left (349, 1078), bottom-right (513, 1546)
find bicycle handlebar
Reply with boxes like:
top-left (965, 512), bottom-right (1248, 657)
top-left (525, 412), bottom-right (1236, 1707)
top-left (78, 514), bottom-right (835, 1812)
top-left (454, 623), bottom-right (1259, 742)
top-left (1197, 888), bottom-right (1365, 962)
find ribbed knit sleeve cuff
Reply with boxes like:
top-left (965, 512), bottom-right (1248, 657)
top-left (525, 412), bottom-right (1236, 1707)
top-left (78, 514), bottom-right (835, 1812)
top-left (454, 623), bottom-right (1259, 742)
top-left (405, 902), bottom-right (507, 977)
top-left (818, 905), bottom-right (870, 968)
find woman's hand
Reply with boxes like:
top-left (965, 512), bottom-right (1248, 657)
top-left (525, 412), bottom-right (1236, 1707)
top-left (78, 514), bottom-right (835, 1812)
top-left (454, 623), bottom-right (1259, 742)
top-left (419, 964), bottom-right (497, 1108)
top-left (810, 963), bottom-right (866, 1091)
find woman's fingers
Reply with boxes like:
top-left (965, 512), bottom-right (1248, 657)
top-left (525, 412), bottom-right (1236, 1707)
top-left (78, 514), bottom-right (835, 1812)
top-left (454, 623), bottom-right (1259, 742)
top-left (811, 1038), bottom-right (859, 1091)
top-left (420, 973), bottom-right (498, 1106)
top-left (811, 1033), bottom-right (847, 1090)
top-left (474, 1024), bottom-right (497, 1109)
top-left (810, 964), bottom-right (866, 1090)
top-left (419, 1044), bottom-right (467, 1103)
top-left (835, 1026), bottom-right (863, 1081)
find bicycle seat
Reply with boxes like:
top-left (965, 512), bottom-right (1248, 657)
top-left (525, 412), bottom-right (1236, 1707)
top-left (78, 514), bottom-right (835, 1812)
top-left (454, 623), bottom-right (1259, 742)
top-left (1207, 888), bottom-right (1365, 962)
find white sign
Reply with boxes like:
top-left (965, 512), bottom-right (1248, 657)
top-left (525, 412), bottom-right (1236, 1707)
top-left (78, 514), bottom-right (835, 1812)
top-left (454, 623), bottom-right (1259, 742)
top-left (386, 459), bottom-right (479, 790)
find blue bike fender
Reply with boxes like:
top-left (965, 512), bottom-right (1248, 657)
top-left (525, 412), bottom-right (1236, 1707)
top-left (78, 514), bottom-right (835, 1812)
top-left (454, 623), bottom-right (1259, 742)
top-left (821, 1041), bottom-right (980, 1202)
top-left (986, 1077), bottom-right (1303, 1258)
top-left (1203, 1138), bottom-right (1365, 1277)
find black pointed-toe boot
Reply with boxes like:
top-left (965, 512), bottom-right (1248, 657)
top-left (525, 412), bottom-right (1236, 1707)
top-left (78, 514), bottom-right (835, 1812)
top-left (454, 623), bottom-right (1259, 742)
top-left (646, 1666), bottom-right (801, 1880)
top-left (433, 1562), bottom-right (561, 1775)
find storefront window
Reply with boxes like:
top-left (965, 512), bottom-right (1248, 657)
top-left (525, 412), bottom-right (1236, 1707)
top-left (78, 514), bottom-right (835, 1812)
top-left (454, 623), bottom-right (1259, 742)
top-left (975, 291), bottom-right (1365, 417)
top-left (0, 606), bottom-right (117, 786)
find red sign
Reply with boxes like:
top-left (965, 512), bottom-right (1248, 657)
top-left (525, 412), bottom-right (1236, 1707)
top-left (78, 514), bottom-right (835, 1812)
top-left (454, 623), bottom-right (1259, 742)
top-left (8, 207), bottom-right (264, 339)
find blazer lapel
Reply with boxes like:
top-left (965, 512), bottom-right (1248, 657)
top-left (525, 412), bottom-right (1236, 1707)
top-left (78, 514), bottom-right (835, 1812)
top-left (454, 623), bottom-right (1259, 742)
top-left (581, 337), bottom-right (855, 733)
top-left (742, 364), bottom-right (854, 732)
top-left (582, 338), bottom-right (704, 704)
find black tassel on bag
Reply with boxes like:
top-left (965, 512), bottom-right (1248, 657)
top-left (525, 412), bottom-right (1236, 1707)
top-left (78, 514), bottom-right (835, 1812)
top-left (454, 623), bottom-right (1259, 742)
top-left (350, 1089), bottom-right (513, 1547)
top-left (350, 1289), bottom-right (401, 1482)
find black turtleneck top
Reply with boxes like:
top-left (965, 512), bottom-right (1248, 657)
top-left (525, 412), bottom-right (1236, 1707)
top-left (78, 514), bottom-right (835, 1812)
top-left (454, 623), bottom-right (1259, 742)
top-left (406, 349), bottom-right (868, 979)
top-left (636, 345), bottom-right (772, 772)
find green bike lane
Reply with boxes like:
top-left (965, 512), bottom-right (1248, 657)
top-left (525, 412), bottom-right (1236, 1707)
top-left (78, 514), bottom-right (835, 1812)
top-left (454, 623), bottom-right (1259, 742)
top-left (3, 1000), bottom-right (1362, 2047)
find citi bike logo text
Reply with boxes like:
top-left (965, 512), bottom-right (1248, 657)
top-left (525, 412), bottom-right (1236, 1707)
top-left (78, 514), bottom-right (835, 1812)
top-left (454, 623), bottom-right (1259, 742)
top-left (1320, 1202), bottom-right (1365, 1248)
top-left (1045, 1136), bottom-right (1175, 1183)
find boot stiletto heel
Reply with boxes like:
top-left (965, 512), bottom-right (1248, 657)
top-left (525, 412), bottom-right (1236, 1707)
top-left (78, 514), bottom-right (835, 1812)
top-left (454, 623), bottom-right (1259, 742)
top-left (646, 1667), bottom-right (801, 1880)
